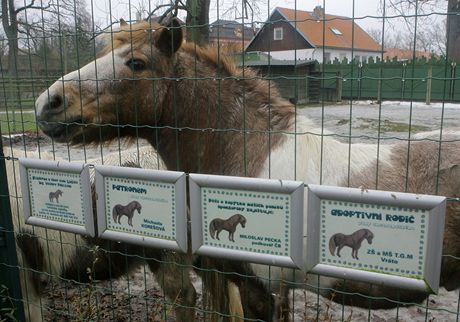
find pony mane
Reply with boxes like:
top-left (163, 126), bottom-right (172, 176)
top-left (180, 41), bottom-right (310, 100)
top-left (180, 43), bottom-right (242, 77)
top-left (100, 20), bottom-right (246, 79)
top-left (100, 20), bottom-right (162, 55)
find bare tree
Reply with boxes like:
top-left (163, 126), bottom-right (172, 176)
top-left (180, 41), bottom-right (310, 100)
top-left (0, 0), bottom-right (93, 110)
top-left (221, 0), bottom-right (265, 23)
top-left (1, 0), bottom-right (49, 78)
top-left (1, 0), bottom-right (92, 77)
top-left (185, 0), bottom-right (210, 44)
top-left (447, 0), bottom-right (460, 60)
top-left (143, 0), bottom-right (210, 45)
top-left (416, 19), bottom-right (447, 55)
top-left (382, 0), bottom-right (458, 59)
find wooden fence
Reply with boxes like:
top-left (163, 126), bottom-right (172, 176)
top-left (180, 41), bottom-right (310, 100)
top-left (320, 57), bottom-right (459, 103)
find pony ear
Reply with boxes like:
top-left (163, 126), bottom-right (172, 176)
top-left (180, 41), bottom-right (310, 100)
top-left (120, 18), bottom-right (128, 27)
top-left (156, 16), bottom-right (183, 56)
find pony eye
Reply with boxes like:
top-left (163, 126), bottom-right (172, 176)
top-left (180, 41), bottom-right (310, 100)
top-left (125, 58), bottom-right (146, 71)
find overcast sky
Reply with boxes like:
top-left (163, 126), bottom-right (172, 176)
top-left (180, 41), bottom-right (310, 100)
top-left (90, 0), bottom-right (384, 30)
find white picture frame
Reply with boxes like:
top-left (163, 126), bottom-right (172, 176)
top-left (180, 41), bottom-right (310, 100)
top-left (95, 165), bottom-right (187, 252)
top-left (189, 173), bottom-right (304, 268)
top-left (306, 184), bottom-right (446, 293)
top-left (19, 158), bottom-right (94, 236)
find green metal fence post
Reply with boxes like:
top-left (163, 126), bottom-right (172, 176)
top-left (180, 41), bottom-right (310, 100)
top-left (450, 61), bottom-right (457, 102)
top-left (426, 65), bottom-right (432, 105)
top-left (0, 137), bottom-right (25, 321)
top-left (357, 61), bottom-right (363, 100)
top-left (336, 71), bottom-right (343, 102)
top-left (401, 62), bottom-right (407, 100)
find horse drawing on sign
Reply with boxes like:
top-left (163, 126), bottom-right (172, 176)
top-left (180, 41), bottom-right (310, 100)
top-left (209, 214), bottom-right (247, 242)
top-left (112, 200), bottom-right (142, 226)
top-left (48, 189), bottom-right (63, 203)
top-left (329, 229), bottom-right (374, 260)
top-left (35, 16), bottom-right (460, 319)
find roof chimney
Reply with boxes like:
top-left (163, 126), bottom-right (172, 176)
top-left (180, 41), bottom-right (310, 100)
top-left (313, 5), bottom-right (325, 19)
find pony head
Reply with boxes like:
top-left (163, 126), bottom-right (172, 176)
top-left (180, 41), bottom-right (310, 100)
top-left (35, 17), bottom-right (183, 144)
top-left (239, 215), bottom-right (247, 228)
top-left (366, 229), bottom-right (374, 244)
top-left (137, 202), bottom-right (142, 214)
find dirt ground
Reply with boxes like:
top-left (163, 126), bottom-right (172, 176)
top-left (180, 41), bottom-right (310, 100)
top-left (3, 101), bottom-right (460, 321)
top-left (39, 266), bottom-right (460, 322)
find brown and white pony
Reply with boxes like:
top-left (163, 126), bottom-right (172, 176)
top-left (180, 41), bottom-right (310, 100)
top-left (34, 17), bottom-right (460, 320)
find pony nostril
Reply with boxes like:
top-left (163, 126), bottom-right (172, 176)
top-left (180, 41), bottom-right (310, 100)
top-left (47, 94), bottom-right (63, 110)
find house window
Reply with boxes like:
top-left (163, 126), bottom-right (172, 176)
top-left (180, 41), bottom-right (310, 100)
top-left (330, 27), bottom-right (343, 35)
top-left (274, 27), bottom-right (283, 40)
top-left (324, 52), bottom-right (331, 63)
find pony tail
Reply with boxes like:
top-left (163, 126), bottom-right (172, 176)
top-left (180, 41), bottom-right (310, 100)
top-left (329, 235), bottom-right (336, 256)
top-left (199, 257), bottom-right (230, 321)
top-left (228, 281), bottom-right (244, 320)
top-left (209, 221), bottom-right (215, 239)
top-left (112, 206), bottom-right (117, 222)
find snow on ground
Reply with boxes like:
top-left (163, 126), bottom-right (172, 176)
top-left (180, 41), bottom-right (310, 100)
top-left (353, 100), bottom-right (460, 109)
top-left (293, 287), bottom-right (460, 321)
top-left (42, 265), bottom-right (460, 321)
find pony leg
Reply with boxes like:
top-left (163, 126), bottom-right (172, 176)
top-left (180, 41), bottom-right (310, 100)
top-left (354, 246), bottom-right (361, 260)
top-left (16, 232), bottom-right (47, 322)
top-left (228, 281), bottom-right (244, 322)
top-left (216, 230), bottom-right (220, 240)
top-left (19, 269), bottom-right (44, 322)
top-left (235, 272), bottom-right (276, 321)
top-left (274, 284), bottom-right (291, 322)
top-left (148, 252), bottom-right (196, 322)
top-left (337, 245), bottom-right (344, 257)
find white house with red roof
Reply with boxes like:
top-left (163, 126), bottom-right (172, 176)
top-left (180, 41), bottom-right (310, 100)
top-left (246, 6), bottom-right (383, 63)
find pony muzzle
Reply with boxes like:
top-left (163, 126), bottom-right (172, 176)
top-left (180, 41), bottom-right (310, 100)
top-left (36, 89), bottom-right (83, 141)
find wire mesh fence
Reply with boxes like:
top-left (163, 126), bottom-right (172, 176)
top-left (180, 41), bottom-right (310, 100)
top-left (1, 0), bottom-right (460, 321)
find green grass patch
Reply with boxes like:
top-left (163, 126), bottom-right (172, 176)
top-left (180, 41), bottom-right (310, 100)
top-left (357, 118), bottom-right (431, 133)
top-left (0, 110), bottom-right (37, 134)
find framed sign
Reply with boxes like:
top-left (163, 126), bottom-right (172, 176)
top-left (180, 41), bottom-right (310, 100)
top-left (95, 165), bottom-right (187, 252)
top-left (19, 158), bottom-right (94, 236)
top-left (189, 174), bottom-right (304, 268)
top-left (306, 184), bottom-right (446, 293)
